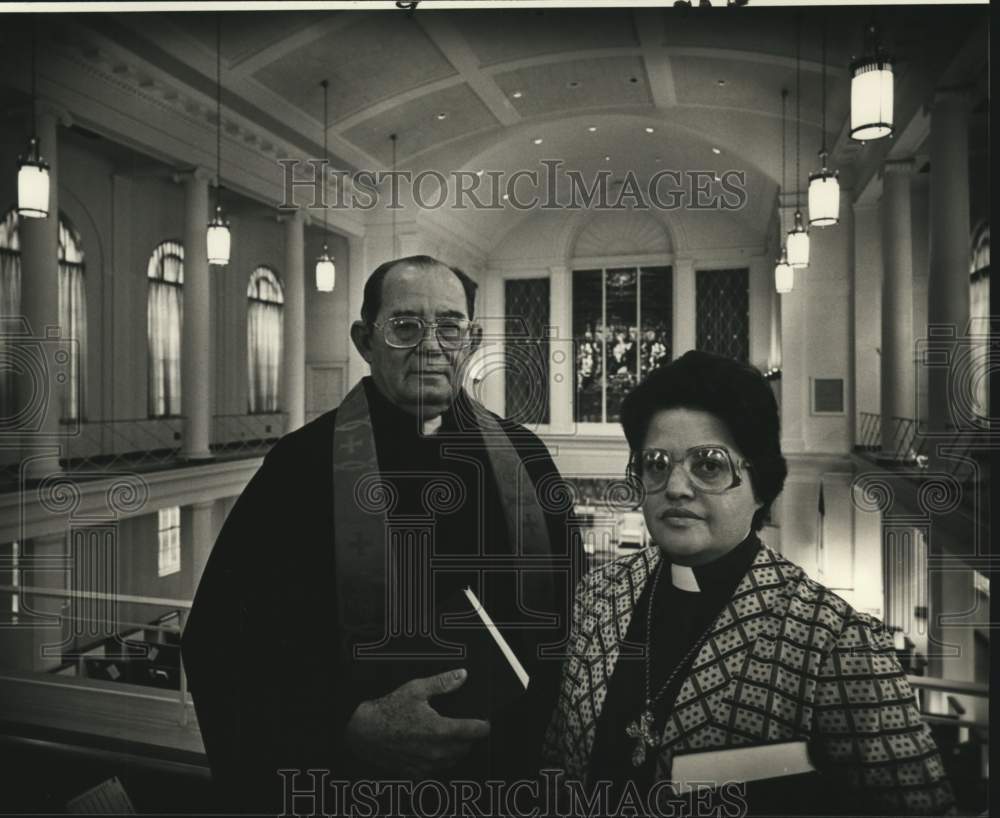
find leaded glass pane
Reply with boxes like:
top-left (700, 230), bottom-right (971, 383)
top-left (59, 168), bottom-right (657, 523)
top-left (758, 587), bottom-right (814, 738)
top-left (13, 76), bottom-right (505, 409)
top-left (696, 268), bottom-right (749, 363)
top-left (639, 266), bottom-right (672, 379)
top-left (504, 278), bottom-right (549, 425)
top-left (605, 268), bottom-right (638, 422)
top-left (573, 270), bottom-right (603, 422)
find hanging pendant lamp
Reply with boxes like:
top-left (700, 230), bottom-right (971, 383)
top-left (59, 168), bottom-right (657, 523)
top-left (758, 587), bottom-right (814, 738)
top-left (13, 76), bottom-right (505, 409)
top-left (315, 79), bottom-right (336, 292)
top-left (850, 23), bottom-right (894, 141)
top-left (775, 247), bottom-right (794, 294)
top-left (809, 18), bottom-right (840, 226)
top-left (786, 17), bottom-right (809, 268)
top-left (17, 16), bottom-right (50, 219)
top-left (207, 14), bottom-right (231, 266)
top-left (774, 89), bottom-right (793, 295)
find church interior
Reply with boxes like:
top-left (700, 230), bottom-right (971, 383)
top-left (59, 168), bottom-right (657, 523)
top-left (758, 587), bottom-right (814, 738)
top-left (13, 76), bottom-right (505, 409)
top-left (0, 3), bottom-right (990, 813)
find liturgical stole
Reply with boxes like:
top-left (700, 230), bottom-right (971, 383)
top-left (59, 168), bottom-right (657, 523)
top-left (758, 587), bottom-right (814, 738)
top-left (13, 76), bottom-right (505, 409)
top-left (331, 380), bottom-right (555, 670)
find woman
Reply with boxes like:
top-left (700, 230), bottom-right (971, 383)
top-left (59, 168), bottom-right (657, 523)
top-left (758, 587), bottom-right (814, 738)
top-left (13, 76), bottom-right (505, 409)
top-left (545, 350), bottom-right (954, 816)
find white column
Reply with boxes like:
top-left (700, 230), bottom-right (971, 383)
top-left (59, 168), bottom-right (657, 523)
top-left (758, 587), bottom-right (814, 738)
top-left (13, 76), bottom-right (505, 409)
top-left (880, 159), bottom-right (916, 456)
top-left (927, 87), bottom-right (972, 437)
top-left (672, 256), bottom-right (695, 356)
top-left (549, 264), bottom-right (573, 433)
top-left (188, 500), bottom-right (215, 595)
top-left (747, 254), bottom-right (771, 370)
top-left (19, 109), bottom-right (62, 480)
top-left (181, 170), bottom-right (213, 460)
top-left (910, 175), bottom-right (931, 430)
top-left (347, 233), bottom-right (369, 390)
top-left (282, 211), bottom-right (306, 432)
top-left (852, 200), bottom-right (882, 437)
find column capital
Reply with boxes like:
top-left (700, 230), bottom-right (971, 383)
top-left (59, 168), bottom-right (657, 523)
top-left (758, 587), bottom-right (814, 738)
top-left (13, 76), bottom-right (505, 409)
top-left (176, 166), bottom-right (212, 184)
top-left (35, 99), bottom-right (73, 128)
top-left (277, 208), bottom-right (309, 226)
top-left (882, 158), bottom-right (916, 176)
top-left (932, 84), bottom-right (974, 106)
top-left (548, 264), bottom-right (568, 277)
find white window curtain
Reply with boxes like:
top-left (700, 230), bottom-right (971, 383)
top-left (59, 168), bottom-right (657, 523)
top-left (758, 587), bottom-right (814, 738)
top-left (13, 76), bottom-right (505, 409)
top-left (247, 266), bottom-right (284, 414)
top-left (58, 218), bottom-right (87, 422)
top-left (147, 242), bottom-right (184, 418)
top-left (970, 222), bottom-right (990, 423)
top-left (0, 211), bottom-right (21, 425)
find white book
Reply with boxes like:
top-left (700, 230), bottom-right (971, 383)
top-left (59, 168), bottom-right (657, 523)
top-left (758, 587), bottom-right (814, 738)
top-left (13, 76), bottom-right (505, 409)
top-left (671, 741), bottom-right (816, 792)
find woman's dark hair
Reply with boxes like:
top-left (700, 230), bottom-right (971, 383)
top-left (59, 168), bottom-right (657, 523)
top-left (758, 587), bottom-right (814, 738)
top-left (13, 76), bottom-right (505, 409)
top-left (360, 255), bottom-right (478, 324)
top-left (620, 350), bottom-right (787, 532)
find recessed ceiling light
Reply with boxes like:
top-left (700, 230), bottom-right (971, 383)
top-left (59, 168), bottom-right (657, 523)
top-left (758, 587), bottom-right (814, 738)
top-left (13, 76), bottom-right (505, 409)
top-left (588, 126), bottom-right (598, 132)
top-left (712, 147), bottom-right (722, 155)
top-left (717, 79), bottom-right (726, 86)
top-left (476, 170), bottom-right (484, 177)
top-left (567, 80), bottom-right (581, 89)
top-left (655, 156), bottom-right (662, 163)
top-left (502, 193), bottom-right (509, 200)
top-left (533, 137), bottom-right (544, 145)
top-left (604, 155), bottom-right (611, 161)
top-left (511, 91), bottom-right (523, 99)
top-left (645, 127), bottom-right (655, 134)
top-left (436, 112), bottom-right (447, 120)
top-left (628, 76), bottom-right (639, 84)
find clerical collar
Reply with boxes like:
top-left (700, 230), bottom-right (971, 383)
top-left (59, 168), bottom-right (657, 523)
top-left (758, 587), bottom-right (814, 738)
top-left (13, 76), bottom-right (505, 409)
top-left (667, 533), bottom-right (760, 594)
top-left (363, 377), bottom-right (453, 437)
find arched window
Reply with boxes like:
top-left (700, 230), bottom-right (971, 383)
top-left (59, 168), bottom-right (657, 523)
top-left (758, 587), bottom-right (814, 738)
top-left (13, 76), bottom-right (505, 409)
top-left (0, 208), bottom-right (87, 422)
top-left (59, 215), bottom-right (87, 422)
top-left (970, 222), bottom-right (989, 423)
top-left (247, 266), bottom-right (284, 414)
top-left (147, 241), bottom-right (184, 418)
top-left (0, 210), bottom-right (21, 422)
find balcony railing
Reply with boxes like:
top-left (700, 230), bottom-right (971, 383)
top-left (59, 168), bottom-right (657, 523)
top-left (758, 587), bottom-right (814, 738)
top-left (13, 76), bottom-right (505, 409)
top-left (0, 413), bottom-right (287, 489)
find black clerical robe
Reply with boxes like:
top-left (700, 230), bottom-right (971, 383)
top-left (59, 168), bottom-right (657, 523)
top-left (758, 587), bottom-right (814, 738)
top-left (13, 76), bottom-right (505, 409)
top-left (182, 379), bottom-right (575, 814)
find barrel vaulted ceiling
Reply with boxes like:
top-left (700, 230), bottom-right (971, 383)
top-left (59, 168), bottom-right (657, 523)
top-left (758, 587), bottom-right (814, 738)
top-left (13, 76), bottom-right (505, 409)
top-left (0, 6), bottom-right (987, 254)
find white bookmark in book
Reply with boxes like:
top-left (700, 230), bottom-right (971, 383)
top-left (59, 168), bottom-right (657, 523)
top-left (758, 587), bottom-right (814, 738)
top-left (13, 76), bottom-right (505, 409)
top-left (462, 586), bottom-right (530, 690)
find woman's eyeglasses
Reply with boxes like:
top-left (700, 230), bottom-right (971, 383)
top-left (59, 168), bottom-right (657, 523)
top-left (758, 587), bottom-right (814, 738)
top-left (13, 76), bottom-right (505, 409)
top-left (373, 316), bottom-right (473, 350)
top-left (627, 446), bottom-right (751, 494)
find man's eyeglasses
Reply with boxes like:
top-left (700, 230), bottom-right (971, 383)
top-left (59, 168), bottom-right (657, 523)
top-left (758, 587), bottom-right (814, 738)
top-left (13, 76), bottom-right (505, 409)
top-left (627, 446), bottom-right (751, 495)
top-left (373, 316), bottom-right (474, 350)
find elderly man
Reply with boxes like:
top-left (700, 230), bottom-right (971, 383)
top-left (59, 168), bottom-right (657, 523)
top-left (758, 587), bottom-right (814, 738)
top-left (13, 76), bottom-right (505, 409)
top-left (182, 255), bottom-right (576, 813)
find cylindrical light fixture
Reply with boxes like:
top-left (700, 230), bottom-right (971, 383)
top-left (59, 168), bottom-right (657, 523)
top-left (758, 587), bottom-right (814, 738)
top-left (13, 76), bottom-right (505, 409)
top-left (809, 18), bottom-right (840, 227)
top-left (786, 210), bottom-right (810, 268)
top-left (207, 14), bottom-right (230, 266)
top-left (207, 205), bottom-right (231, 265)
top-left (17, 136), bottom-right (50, 219)
top-left (808, 164), bottom-right (840, 227)
top-left (775, 248), bottom-right (794, 294)
top-left (315, 79), bottom-right (335, 292)
top-left (850, 25), bottom-right (894, 141)
top-left (17, 17), bottom-right (49, 219)
top-left (787, 19), bottom-right (809, 268)
top-left (315, 246), bottom-right (336, 292)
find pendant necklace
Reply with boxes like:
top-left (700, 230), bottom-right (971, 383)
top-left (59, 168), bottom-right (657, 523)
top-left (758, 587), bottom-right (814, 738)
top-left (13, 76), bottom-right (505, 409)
top-left (624, 559), bottom-right (714, 767)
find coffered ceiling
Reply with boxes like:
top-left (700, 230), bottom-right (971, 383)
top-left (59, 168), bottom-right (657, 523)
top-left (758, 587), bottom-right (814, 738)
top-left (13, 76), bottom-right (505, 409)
top-left (0, 4), bottom-right (988, 251)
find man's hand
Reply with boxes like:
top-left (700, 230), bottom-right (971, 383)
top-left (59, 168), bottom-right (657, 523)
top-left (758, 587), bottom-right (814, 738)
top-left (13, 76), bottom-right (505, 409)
top-left (344, 668), bottom-right (490, 779)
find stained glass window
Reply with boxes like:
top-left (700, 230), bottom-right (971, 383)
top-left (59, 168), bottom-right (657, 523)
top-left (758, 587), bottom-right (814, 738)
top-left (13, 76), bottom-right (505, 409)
top-left (147, 241), bottom-right (184, 418)
top-left (696, 268), bottom-right (749, 363)
top-left (573, 266), bottom-right (672, 423)
top-left (247, 266), bottom-right (284, 414)
top-left (504, 278), bottom-right (549, 425)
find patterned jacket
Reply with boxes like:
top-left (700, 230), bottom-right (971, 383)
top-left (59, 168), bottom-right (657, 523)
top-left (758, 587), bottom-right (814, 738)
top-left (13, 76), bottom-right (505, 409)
top-left (543, 544), bottom-right (955, 815)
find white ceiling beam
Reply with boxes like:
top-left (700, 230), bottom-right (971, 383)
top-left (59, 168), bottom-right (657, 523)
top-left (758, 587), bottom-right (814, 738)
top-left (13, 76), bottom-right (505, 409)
top-left (228, 16), bottom-right (366, 78)
top-left (414, 15), bottom-right (520, 128)
top-left (634, 10), bottom-right (677, 108)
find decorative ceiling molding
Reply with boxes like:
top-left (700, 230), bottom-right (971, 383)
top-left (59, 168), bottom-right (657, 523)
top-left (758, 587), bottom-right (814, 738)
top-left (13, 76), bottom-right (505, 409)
top-left (415, 15), bottom-right (521, 128)
top-left (634, 10), bottom-right (678, 108)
